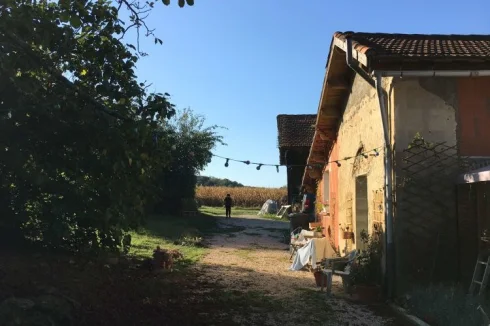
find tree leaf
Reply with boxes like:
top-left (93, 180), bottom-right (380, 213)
top-left (60, 12), bottom-right (70, 23)
top-left (70, 16), bottom-right (82, 29)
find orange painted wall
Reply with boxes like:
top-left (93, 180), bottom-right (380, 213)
top-left (317, 140), bottom-right (339, 249)
top-left (458, 77), bottom-right (490, 156)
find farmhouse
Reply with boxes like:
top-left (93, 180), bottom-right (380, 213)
top-left (276, 114), bottom-right (316, 205)
top-left (299, 31), bottom-right (490, 296)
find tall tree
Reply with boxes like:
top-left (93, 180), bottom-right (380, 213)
top-left (0, 0), bottom-right (218, 252)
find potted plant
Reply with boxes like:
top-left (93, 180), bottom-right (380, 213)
top-left (314, 226), bottom-right (324, 237)
top-left (350, 225), bottom-right (383, 303)
top-left (340, 224), bottom-right (354, 240)
top-left (313, 266), bottom-right (327, 287)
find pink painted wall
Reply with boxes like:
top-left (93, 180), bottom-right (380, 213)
top-left (317, 140), bottom-right (339, 249)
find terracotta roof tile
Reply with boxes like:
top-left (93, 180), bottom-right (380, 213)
top-left (277, 114), bottom-right (316, 148)
top-left (334, 32), bottom-right (490, 60)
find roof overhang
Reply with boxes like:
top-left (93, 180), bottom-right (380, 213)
top-left (301, 31), bottom-right (490, 189)
top-left (301, 36), bottom-right (356, 188)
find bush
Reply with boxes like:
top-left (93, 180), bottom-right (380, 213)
top-left (405, 284), bottom-right (489, 326)
top-left (350, 226), bottom-right (383, 286)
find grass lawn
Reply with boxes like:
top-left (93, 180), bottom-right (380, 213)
top-left (200, 206), bottom-right (285, 221)
top-left (129, 214), bottom-right (217, 267)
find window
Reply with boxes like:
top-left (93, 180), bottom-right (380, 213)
top-left (323, 171), bottom-right (330, 203)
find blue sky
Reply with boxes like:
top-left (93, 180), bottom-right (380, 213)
top-left (132, 0), bottom-right (490, 187)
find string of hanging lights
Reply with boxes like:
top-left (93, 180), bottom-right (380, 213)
top-left (212, 146), bottom-right (383, 172)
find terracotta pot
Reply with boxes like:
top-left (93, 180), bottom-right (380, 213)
top-left (343, 231), bottom-right (354, 239)
top-left (313, 271), bottom-right (327, 287)
top-left (353, 285), bottom-right (381, 303)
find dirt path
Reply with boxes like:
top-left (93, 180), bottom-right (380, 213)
top-left (194, 215), bottom-right (406, 326)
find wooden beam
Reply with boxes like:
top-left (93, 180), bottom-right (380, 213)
top-left (320, 108), bottom-right (341, 119)
top-left (309, 156), bottom-right (326, 164)
top-left (311, 150), bottom-right (325, 157)
top-left (326, 78), bottom-right (350, 90)
top-left (316, 129), bottom-right (331, 141)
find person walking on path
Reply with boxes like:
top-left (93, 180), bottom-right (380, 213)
top-left (224, 194), bottom-right (233, 218)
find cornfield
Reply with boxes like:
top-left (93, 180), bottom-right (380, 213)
top-left (196, 186), bottom-right (287, 208)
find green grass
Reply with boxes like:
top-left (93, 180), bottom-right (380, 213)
top-left (200, 206), bottom-right (260, 216)
top-left (200, 206), bottom-right (288, 221)
top-left (129, 214), bottom-right (218, 267)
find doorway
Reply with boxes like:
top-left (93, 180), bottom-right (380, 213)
top-left (355, 176), bottom-right (369, 251)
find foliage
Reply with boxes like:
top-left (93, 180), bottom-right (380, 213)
top-left (404, 284), bottom-right (489, 326)
top-left (197, 176), bottom-right (244, 188)
top-left (196, 186), bottom-right (287, 208)
top-left (0, 1), bottom-right (220, 253)
top-left (350, 225), bottom-right (383, 286)
top-left (154, 109), bottom-right (223, 214)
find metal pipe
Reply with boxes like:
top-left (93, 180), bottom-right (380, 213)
top-left (346, 37), bottom-right (376, 88)
top-left (379, 70), bottom-right (490, 77)
top-left (374, 72), bottom-right (395, 300)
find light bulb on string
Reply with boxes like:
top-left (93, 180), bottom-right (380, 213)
top-left (243, 160), bottom-right (251, 165)
top-left (335, 161), bottom-right (341, 167)
top-left (372, 149), bottom-right (379, 157)
top-left (224, 158), bottom-right (229, 167)
top-left (276, 165), bottom-right (279, 173)
top-left (362, 152), bottom-right (369, 159)
top-left (256, 164), bottom-right (262, 170)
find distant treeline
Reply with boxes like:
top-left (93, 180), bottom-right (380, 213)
top-left (196, 176), bottom-right (244, 188)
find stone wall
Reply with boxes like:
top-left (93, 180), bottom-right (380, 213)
top-left (335, 75), bottom-right (389, 254)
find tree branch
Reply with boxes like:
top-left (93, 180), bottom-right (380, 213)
top-left (3, 31), bottom-right (133, 122)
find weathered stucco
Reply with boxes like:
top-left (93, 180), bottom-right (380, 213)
top-left (394, 77), bottom-right (458, 150)
top-left (335, 75), bottom-right (388, 254)
top-left (316, 75), bottom-right (394, 259)
top-left (393, 77), bottom-right (460, 294)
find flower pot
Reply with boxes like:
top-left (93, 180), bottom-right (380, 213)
top-left (353, 284), bottom-right (381, 303)
top-left (343, 231), bottom-right (354, 240)
top-left (313, 271), bottom-right (327, 287)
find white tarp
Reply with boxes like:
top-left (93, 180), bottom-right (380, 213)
top-left (289, 237), bottom-right (336, 271)
top-left (258, 199), bottom-right (278, 215)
